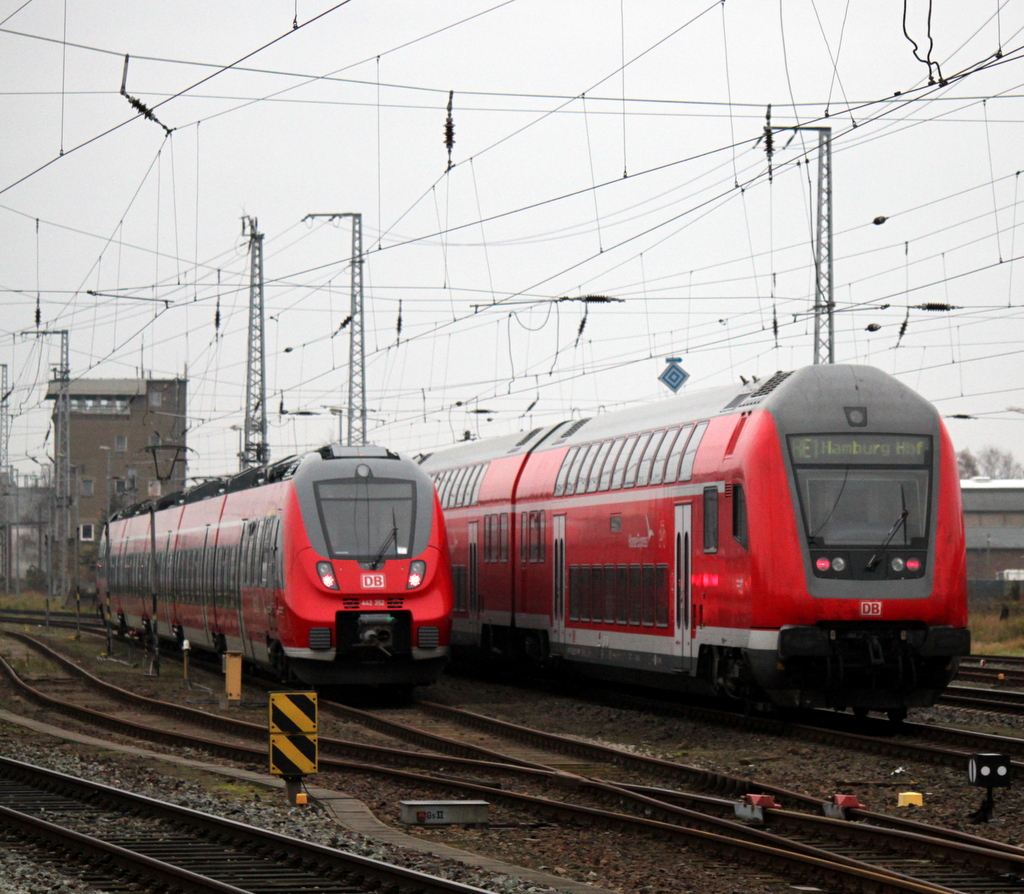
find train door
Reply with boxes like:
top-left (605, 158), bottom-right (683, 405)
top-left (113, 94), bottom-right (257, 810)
top-left (467, 520), bottom-right (480, 638)
top-left (200, 525), bottom-right (213, 640)
top-left (674, 503), bottom-right (694, 671)
top-left (552, 514), bottom-right (566, 643)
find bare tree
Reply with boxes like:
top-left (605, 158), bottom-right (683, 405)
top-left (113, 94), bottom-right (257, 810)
top-left (977, 446), bottom-right (1024, 479)
top-left (957, 447), bottom-right (979, 479)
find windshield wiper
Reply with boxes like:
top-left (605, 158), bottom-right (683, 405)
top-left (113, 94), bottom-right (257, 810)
top-left (866, 486), bottom-right (908, 572)
top-left (370, 510), bottom-right (398, 570)
top-left (809, 466), bottom-right (850, 542)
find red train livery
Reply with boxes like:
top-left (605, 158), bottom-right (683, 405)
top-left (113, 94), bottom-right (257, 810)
top-left (98, 445), bottom-right (453, 688)
top-left (418, 364), bottom-right (969, 719)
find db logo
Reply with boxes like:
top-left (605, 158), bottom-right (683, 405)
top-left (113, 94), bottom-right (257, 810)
top-left (361, 573), bottom-right (386, 589)
top-left (860, 601), bottom-right (883, 617)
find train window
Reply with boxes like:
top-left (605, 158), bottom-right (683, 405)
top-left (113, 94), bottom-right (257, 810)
top-left (568, 565), bottom-right (581, 620)
top-left (499, 513), bottom-right (509, 563)
top-left (484, 515), bottom-right (494, 563)
top-left (434, 472), bottom-right (449, 508)
top-left (598, 439), bottom-right (626, 491)
top-left (441, 470), bottom-right (458, 508)
top-left (585, 440), bottom-right (615, 493)
top-left (642, 563), bottom-right (656, 626)
top-left (577, 445), bottom-right (600, 493)
top-left (663, 424), bottom-right (693, 484)
top-left (703, 486), bottom-right (719, 554)
top-left (655, 564), bottom-right (669, 627)
top-left (579, 565), bottom-right (592, 621)
top-left (565, 444), bottom-right (593, 496)
top-left (554, 447), bottom-right (579, 497)
top-left (679, 422), bottom-right (708, 481)
top-left (649, 427), bottom-right (682, 486)
top-left (521, 512), bottom-right (529, 563)
top-left (467, 463), bottom-right (487, 506)
top-left (732, 483), bottom-right (749, 550)
top-left (636, 430), bottom-right (667, 488)
top-left (616, 565), bottom-right (629, 624)
top-left (610, 434), bottom-right (640, 490)
top-left (628, 564), bottom-right (642, 625)
top-left (603, 565), bottom-right (616, 622)
top-left (451, 467), bottom-right (472, 507)
top-left (622, 433), bottom-right (653, 489)
top-left (591, 565), bottom-right (604, 624)
top-left (315, 479), bottom-right (417, 559)
top-left (529, 510), bottom-right (546, 562)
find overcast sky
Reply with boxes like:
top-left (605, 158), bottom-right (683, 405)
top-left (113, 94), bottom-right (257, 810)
top-left (3, 1), bottom-right (1024, 481)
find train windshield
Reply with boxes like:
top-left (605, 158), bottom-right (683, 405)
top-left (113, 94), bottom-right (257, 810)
top-left (787, 434), bottom-right (932, 547)
top-left (314, 478), bottom-right (416, 559)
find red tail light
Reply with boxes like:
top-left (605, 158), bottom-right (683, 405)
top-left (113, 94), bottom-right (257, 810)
top-left (816, 557), bottom-right (831, 572)
top-left (316, 561), bottom-right (339, 590)
top-left (906, 558), bottom-right (921, 572)
top-left (407, 559), bottom-right (426, 589)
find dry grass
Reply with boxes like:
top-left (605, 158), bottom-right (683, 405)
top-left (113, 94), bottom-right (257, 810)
top-left (969, 609), bottom-right (1024, 655)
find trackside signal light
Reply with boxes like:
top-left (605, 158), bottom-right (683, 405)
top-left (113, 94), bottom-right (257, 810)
top-left (316, 561), bottom-right (339, 590)
top-left (407, 559), bottom-right (427, 589)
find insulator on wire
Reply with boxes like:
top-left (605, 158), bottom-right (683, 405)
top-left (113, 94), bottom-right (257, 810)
top-left (914, 302), bottom-right (959, 312)
top-left (35, 296), bottom-right (40, 326)
top-left (444, 90), bottom-right (456, 172)
top-left (764, 104), bottom-right (773, 183)
top-left (396, 300), bottom-right (403, 341)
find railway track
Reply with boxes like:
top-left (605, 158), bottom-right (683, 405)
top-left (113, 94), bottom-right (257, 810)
top-left (0, 754), bottom-right (494, 894)
top-left (5, 630), bottom-right (1024, 892)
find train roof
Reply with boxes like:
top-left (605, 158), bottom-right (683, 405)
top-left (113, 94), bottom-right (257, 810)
top-left (418, 364), bottom-right (940, 469)
top-left (107, 443), bottom-right (410, 522)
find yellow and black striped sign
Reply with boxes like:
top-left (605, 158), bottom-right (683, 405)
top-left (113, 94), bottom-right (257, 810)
top-left (268, 692), bottom-right (317, 776)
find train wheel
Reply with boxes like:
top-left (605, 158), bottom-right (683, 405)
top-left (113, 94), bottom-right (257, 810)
top-left (887, 707), bottom-right (908, 723)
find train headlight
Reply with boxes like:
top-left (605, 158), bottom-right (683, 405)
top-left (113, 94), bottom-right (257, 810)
top-left (407, 559), bottom-right (427, 589)
top-left (831, 556), bottom-right (846, 572)
top-left (316, 560), bottom-right (339, 590)
top-left (890, 557), bottom-right (905, 573)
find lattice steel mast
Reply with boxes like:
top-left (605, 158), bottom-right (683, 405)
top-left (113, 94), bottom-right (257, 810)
top-left (25, 329), bottom-right (70, 602)
top-left (241, 217), bottom-right (269, 469)
top-left (810, 127), bottom-right (834, 365)
top-left (302, 212), bottom-right (366, 446)
top-left (0, 364), bottom-right (8, 591)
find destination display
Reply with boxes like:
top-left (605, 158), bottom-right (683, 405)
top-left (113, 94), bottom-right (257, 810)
top-left (788, 434), bottom-right (931, 465)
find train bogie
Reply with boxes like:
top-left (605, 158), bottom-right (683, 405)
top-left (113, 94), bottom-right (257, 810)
top-left (420, 365), bottom-right (970, 716)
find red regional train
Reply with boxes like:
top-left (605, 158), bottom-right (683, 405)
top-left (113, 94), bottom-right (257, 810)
top-left (98, 445), bottom-right (453, 688)
top-left (417, 364), bottom-right (970, 720)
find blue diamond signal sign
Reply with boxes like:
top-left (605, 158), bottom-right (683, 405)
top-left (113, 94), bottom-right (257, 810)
top-left (659, 358), bottom-right (689, 393)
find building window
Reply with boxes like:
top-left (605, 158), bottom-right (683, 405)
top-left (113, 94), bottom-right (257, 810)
top-left (149, 390), bottom-right (162, 408)
top-left (114, 478), bottom-right (129, 494)
top-left (80, 479), bottom-right (95, 497)
top-left (148, 480), bottom-right (161, 498)
top-left (115, 435), bottom-right (128, 452)
top-left (79, 524), bottom-right (94, 542)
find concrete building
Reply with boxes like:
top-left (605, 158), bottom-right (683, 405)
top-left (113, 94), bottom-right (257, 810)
top-left (45, 377), bottom-right (188, 595)
top-left (960, 477), bottom-right (1024, 581)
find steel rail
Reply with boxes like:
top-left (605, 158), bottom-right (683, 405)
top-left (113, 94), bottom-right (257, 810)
top-left (0, 632), bottom-right (1019, 893)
